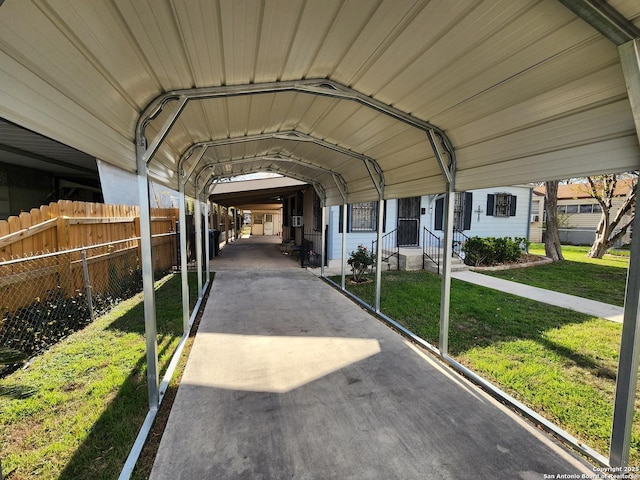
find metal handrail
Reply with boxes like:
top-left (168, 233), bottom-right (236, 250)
top-left (453, 227), bottom-right (470, 260)
top-left (422, 227), bottom-right (442, 274)
top-left (371, 229), bottom-right (399, 271)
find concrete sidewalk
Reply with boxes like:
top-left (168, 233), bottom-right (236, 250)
top-left (451, 270), bottom-right (624, 323)
top-left (150, 237), bottom-right (593, 479)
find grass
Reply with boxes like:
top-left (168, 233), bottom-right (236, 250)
top-left (0, 272), bottom-right (199, 480)
top-left (333, 270), bottom-right (637, 465)
top-left (482, 243), bottom-right (629, 306)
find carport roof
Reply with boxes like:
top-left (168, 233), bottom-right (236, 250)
top-left (0, 1), bottom-right (639, 206)
top-left (209, 177), bottom-right (307, 207)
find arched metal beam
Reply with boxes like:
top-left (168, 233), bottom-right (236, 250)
top-left (193, 153), bottom-right (347, 194)
top-left (178, 129), bottom-right (383, 192)
top-left (136, 78), bottom-right (454, 180)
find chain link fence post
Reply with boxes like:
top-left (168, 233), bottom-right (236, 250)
top-left (81, 248), bottom-right (94, 322)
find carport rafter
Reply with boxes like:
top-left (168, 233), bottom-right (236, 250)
top-left (178, 129), bottom-right (383, 198)
top-left (194, 153), bottom-right (347, 189)
top-left (195, 156), bottom-right (330, 202)
top-left (137, 79), bottom-right (455, 164)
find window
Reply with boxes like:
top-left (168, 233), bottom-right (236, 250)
top-left (530, 201), bottom-right (540, 222)
top-left (565, 204), bottom-right (579, 214)
top-left (313, 192), bottom-right (322, 231)
top-left (351, 202), bottom-right (377, 231)
top-left (338, 202), bottom-right (385, 233)
top-left (579, 204), bottom-right (593, 214)
top-left (577, 203), bottom-right (602, 214)
top-left (435, 192), bottom-right (473, 231)
top-left (487, 193), bottom-right (517, 217)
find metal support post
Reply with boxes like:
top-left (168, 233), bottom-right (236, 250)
top-left (610, 38), bottom-right (640, 468)
top-left (81, 249), bottom-right (94, 322)
top-left (178, 181), bottom-right (189, 333)
top-left (374, 195), bottom-right (384, 313)
top-left (439, 184), bottom-right (455, 356)
top-left (194, 195), bottom-right (203, 298)
top-left (136, 148), bottom-right (159, 410)
top-left (341, 202), bottom-right (347, 290)
top-left (321, 202), bottom-right (326, 277)
top-left (204, 198), bottom-right (210, 284)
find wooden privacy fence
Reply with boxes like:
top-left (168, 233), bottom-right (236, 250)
top-left (0, 200), bottom-right (178, 313)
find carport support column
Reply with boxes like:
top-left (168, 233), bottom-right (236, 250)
top-left (321, 202), bottom-right (326, 277)
top-left (136, 146), bottom-right (159, 410)
top-left (439, 184), bottom-right (455, 356)
top-left (178, 180), bottom-right (189, 333)
top-left (341, 201), bottom-right (347, 290)
top-left (374, 194), bottom-right (384, 313)
top-left (204, 198), bottom-right (210, 284)
top-left (195, 194), bottom-right (203, 298)
top-left (610, 38), bottom-right (640, 468)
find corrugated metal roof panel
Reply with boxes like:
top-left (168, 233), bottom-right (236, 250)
top-left (0, 0), bottom-right (638, 206)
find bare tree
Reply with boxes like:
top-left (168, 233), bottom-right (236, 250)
top-left (544, 180), bottom-right (564, 261)
top-left (587, 173), bottom-right (637, 258)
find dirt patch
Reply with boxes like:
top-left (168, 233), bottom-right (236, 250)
top-left (469, 254), bottom-right (552, 272)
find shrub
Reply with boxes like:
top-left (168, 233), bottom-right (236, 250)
top-left (347, 245), bottom-right (375, 282)
top-left (462, 236), bottom-right (529, 267)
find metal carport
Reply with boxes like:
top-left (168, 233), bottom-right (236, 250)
top-left (1, 0), bottom-right (640, 469)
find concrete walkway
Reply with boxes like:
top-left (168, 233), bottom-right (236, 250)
top-left (150, 236), bottom-right (593, 480)
top-left (451, 270), bottom-right (624, 323)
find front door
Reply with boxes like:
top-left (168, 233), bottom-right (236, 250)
top-left (397, 197), bottom-right (420, 246)
top-left (264, 214), bottom-right (274, 235)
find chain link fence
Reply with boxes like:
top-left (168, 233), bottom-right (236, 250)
top-left (0, 233), bottom-right (177, 376)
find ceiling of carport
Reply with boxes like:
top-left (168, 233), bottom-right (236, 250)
top-left (0, 0), bottom-right (639, 207)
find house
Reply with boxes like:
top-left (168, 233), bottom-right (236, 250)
top-left (530, 180), bottom-right (635, 246)
top-left (323, 185), bottom-right (533, 270)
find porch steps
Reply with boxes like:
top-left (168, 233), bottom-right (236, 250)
top-left (369, 247), bottom-right (468, 273)
top-left (398, 247), bottom-right (468, 273)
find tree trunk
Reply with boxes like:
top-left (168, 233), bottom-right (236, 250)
top-left (588, 212), bottom-right (610, 259)
top-left (586, 174), bottom-right (637, 259)
top-left (544, 180), bottom-right (564, 261)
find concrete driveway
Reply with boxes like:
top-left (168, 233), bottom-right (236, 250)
top-left (150, 235), bottom-right (593, 479)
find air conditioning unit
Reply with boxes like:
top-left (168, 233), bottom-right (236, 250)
top-left (292, 216), bottom-right (303, 227)
top-left (530, 214), bottom-right (540, 223)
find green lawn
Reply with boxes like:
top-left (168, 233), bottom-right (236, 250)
top-left (334, 270), bottom-right (636, 466)
top-left (0, 273), bottom-right (199, 480)
top-left (482, 244), bottom-right (629, 306)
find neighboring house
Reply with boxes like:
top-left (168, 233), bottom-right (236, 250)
top-left (247, 204), bottom-right (283, 236)
top-left (323, 185), bottom-right (533, 269)
top-left (530, 181), bottom-right (635, 246)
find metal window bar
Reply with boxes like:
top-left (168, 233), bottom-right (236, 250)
top-left (351, 202), bottom-right (377, 231)
top-left (371, 228), bottom-right (399, 271)
top-left (422, 227), bottom-right (442, 274)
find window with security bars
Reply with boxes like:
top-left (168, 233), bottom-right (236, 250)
top-left (487, 193), bottom-right (517, 217)
top-left (350, 202), bottom-right (377, 231)
top-left (313, 192), bottom-right (322, 231)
